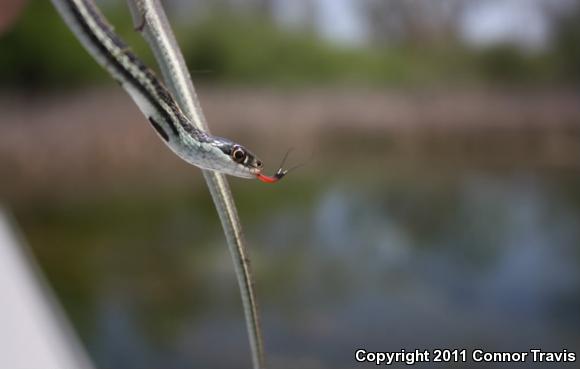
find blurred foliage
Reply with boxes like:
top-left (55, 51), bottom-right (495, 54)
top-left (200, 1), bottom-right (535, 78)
top-left (550, 4), bottom-right (580, 81)
top-left (0, 1), bottom-right (100, 87)
top-left (180, 15), bottom-right (455, 86)
top-left (1, 1), bottom-right (579, 88)
top-left (0, 1), bottom-right (154, 88)
top-left (474, 46), bottom-right (555, 84)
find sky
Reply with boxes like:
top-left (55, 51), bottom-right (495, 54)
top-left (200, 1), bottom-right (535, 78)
top-left (314, 0), bottom-right (367, 46)
top-left (460, 0), bottom-right (550, 51)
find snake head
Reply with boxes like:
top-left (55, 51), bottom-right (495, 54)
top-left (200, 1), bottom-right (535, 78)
top-left (210, 138), bottom-right (287, 183)
top-left (228, 144), bottom-right (287, 183)
top-left (228, 144), bottom-right (263, 171)
top-left (209, 138), bottom-right (266, 179)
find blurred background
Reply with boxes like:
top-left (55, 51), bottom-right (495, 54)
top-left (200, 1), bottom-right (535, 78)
top-left (1, 0), bottom-right (580, 368)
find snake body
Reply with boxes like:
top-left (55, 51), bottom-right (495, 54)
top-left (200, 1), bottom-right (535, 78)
top-left (51, 0), bottom-right (267, 179)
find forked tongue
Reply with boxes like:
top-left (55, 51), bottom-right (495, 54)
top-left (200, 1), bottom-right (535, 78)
top-left (257, 169), bottom-right (288, 183)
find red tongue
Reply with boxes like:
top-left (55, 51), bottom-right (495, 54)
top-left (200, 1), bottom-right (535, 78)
top-left (256, 173), bottom-right (280, 183)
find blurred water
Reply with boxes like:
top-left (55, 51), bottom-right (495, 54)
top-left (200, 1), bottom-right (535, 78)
top-left (14, 169), bottom-right (580, 369)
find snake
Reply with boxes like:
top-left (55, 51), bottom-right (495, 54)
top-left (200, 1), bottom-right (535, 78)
top-left (50, 0), bottom-right (287, 183)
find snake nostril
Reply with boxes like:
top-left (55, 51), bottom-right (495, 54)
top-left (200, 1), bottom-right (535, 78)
top-left (256, 160), bottom-right (263, 168)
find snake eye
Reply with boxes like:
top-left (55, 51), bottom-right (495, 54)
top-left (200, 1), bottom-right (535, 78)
top-left (232, 147), bottom-right (246, 163)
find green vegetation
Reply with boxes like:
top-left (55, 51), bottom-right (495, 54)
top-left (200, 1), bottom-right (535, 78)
top-left (180, 16), bottom-right (458, 86)
top-left (0, 1), bottom-right (100, 87)
top-left (1, 1), bottom-right (579, 88)
top-left (0, 1), bottom-right (154, 87)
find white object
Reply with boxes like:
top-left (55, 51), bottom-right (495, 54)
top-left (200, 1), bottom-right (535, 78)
top-left (0, 209), bottom-right (94, 369)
